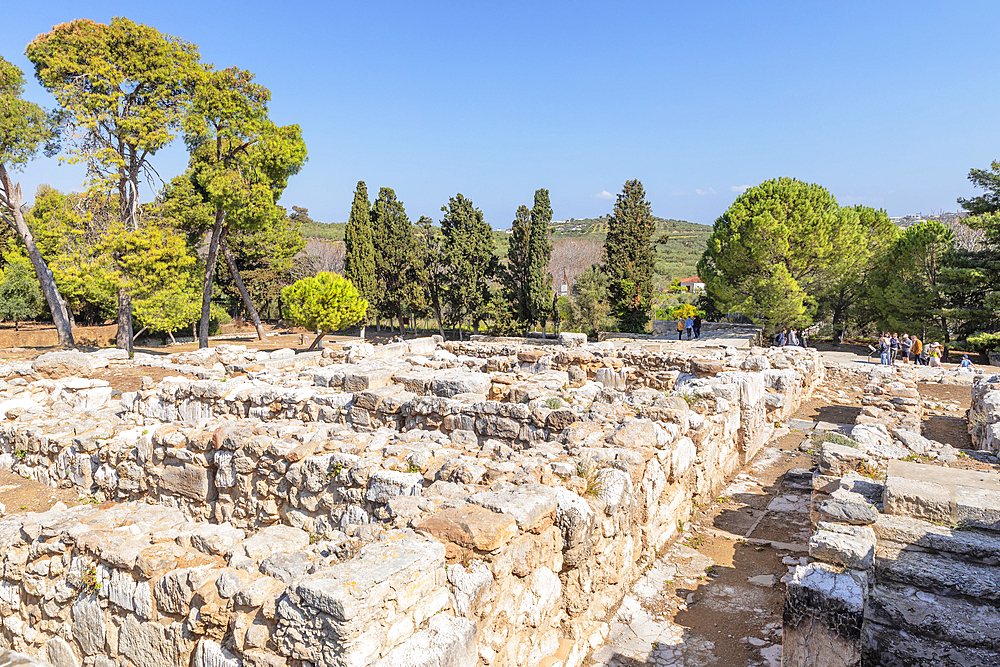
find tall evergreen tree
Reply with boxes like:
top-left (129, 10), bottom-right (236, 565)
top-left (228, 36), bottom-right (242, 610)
top-left (344, 181), bottom-right (376, 337)
top-left (504, 205), bottom-right (531, 324)
top-left (371, 187), bottom-right (416, 335)
top-left (527, 188), bottom-right (554, 329)
top-left (441, 193), bottom-right (495, 337)
top-left (413, 216), bottom-right (447, 337)
top-left (603, 179), bottom-right (655, 332)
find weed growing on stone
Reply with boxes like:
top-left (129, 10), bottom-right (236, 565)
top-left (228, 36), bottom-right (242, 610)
top-left (855, 460), bottom-right (885, 480)
top-left (685, 534), bottom-right (706, 550)
top-left (327, 463), bottom-right (344, 480)
top-left (407, 462), bottom-right (421, 474)
top-left (545, 397), bottom-right (563, 410)
top-left (705, 565), bottom-right (718, 576)
top-left (77, 565), bottom-right (101, 594)
top-left (14, 449), bottom-right (26, 462)
top-left (575, 459), bottom-right (604, 497)
top-left (902, 454), bottom-right (935, 465)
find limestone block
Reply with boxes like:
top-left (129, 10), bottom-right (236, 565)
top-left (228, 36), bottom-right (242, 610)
top-left (545, 408), bottom-right (577, 431)
top-left (606, 419), bottom-right (656, 447)
top-left (195, 639), bottom-right (240, 667)
top-left (370, 613), bottom-right (477, 667)
top-left (782, 563), bottom-right (865, 667)
top-left (817, 499), bottom-right (878, 525)
top-left (558, 332), bottom-right (587, 348)
top-left (430, 373), bottom-right (492, 398)
top-left (45, 636), bottom-right (77, 667)
top-left (354, 384), bottom-right (404, 411)
top-left (876, 546), bottom-right (1000, 601)
top-left (809, 530), bottom-right (874, 569)
top-left (190, 522), bottom-right (246, 556)
top-left (446, 562), bottom-right (494, 616)
top-left (231, 525), bottom-right (310, 567)
top-left (72, 594), bottom-right (105, 655)
top-left (407, 337), bottom-right (438, 356)
top-left (366, 470), bottom-right (424, 504)
top-left (474, 414), bottom-right (521, 440)
top-left (595, 367), bottom-right (626, 390)
top-left (118, 615), bottom-right (191, 667)
top-left (883, 474), bottom-right (952, 524)
top-left (33, 350), bottom-right (94, 378)
top-left (670, 437), bottom-right (696, 482)
top-left (154, 565), bottom-right (218, 615)
top-left (412, 505), bottom-right (518, 551)
top-left (467, 484), bottom-right (558, 530)
top-left (160, 461), bottom-right (213, 500)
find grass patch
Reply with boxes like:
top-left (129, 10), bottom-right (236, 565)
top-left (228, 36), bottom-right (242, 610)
top-left (576, 458), bottom-right (605, 497)
top-left (811, 432), bottom-right (859, 449)
top-left (685, 533), bottom-right (706, 550)
top-left (546, 397), bottom-right (564, 410)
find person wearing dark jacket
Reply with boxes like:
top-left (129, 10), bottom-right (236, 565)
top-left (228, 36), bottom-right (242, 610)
top-left (693, 315), bottom-right (702, 339)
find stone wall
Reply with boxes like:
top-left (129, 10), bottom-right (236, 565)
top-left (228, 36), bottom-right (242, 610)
top-left (970, 373), bottom-right (1000, 452)
top-left (0, 339), bottom-right (824, 667)
top-left (785, 367), bottom-right (1000, 666)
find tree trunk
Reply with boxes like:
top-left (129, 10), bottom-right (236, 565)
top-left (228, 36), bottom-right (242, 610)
top-left (116, 288), bottom-right (133, 354)
top-left (0, 166), bottom-right (75, 348)
top-left (396, 304), bottom-right (405, 337)
top-left (432, 304), bottom-right (445, 338)
top-left (199, 212), bottom-right (226, 348)
top-left (168, 331), bottom-right (176, 345)
top-left (307, 331), bottom-right (326, 351)
top-left (221, 236), bottom-right (266, 341)
top-left (359, 325), bottom-right (366, 339)
top-left (132, 325), bottom-right (149, 342)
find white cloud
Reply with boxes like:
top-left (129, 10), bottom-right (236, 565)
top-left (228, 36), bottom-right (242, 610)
top-left (695, 188), bottom-right (716, 196)
top-left (730, 184), bottom-right (750, 193)
top-left (593, 190), bottom-right (614, 199)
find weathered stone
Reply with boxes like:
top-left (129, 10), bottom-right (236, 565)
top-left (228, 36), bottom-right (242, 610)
top-left (366, 470), bottom-right (424, 504)
top-left (430, 373), bottom-right (492, 398)
top-left (412, 505), bottom-right (518, 551)
top-left (817, 499), bottom-right (878, 525)
top-left (33, 351), bottom-right (95, 379)
top-left (558, 332), bottom-right (587, 348)
top-left (467, 484), bottom-right (558, 530)
top-left (809, 530), bottom-right (874, 570)
top-left (160, 462), bottom-right (213, 500)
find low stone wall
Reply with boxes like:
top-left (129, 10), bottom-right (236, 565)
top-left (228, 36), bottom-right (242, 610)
top-left (970, 373), bottom-right (1000, 452)
top-left (0, 340), bottom-right (823, 667)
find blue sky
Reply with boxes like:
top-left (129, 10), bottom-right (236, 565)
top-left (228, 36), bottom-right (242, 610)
top-left (2, 1), bottom-right (998, 227)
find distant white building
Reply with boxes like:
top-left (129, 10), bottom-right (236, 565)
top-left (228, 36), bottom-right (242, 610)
top-left (678, 276), bottom-right (705, 292)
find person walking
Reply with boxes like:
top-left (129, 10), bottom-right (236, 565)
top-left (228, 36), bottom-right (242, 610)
top-left (677, 318), bottom-right (684, 340)
top-left (889, 333), bottom-right (900, 365)
top-left (800, 330), bottom-right (808, 348)
top-left (900, 334), bottom-right (912, 364)
top-left (684, 316), bottom-right (694, 340)
top-left (789, 329), bottom-right (799, 346)
top-left (693, 315), bottom-right (702, 339)
top-left (911, 335), bottom-right (923, 365)
top-left (778, 329), bottom-right (787, 346)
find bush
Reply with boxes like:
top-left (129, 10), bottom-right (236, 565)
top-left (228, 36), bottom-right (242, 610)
top-left (281, 272), bottom-right (368, 346)
top-left (967, 332), bottom-right (1000, 353)
top-left (0, 254), bottom-right (42, 329)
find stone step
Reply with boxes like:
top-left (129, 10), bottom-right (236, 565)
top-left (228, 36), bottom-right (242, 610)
top-left (863, 619), bottom-right (1000, 667)
top-left (866, 581), bottom-right (1000, 649)
top-left (875, 546), bottom-right (1000, 602)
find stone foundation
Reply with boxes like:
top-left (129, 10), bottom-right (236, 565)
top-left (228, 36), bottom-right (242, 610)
top-left (0, 338), bottom-right (823, 667)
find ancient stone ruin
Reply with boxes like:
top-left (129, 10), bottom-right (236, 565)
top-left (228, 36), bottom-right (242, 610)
top-left (0, 333), bottom-right (825, 667)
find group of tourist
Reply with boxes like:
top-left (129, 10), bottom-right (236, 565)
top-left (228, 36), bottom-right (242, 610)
top-left (676, 315), bottom-right (702, 340)
top-left (875, 332), bottom-right (945, 367)
top-left (775, 328), bottom-right (809, 348)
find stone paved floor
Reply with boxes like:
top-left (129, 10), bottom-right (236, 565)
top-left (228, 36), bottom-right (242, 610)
top-left (587, 420), bottom-right (829, 667)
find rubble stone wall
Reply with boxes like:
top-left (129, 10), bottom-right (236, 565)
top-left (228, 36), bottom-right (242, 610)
top-left (970, 373), bottom-right (1000, 452)
top-left (0, 340), bottom-right (823, 667)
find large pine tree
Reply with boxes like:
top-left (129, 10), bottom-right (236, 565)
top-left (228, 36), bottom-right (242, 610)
top-left (526, 188), bottom-right (554, 329)
top-left (603, 179), bottom-right (655, 332)
top-left (371, 187), bottom-right (416, 335)
top-left (344, 181), bottom-right (376, 336)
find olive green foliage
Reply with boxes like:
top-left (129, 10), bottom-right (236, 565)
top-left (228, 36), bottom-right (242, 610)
top-left (0, 56), bottom-right (51, 168)
top-left (603, 180), bottom-right (655, 332)
top-left (968, 332), bottom-right (1000, 353)
top-left (281, 272), bottom-right (368, 333)
top-left (0, 252), bottom-right (42, 327)
top-left (344, 181), bottom-right (377, 315)
top-left (26, 17), bottom-right (202, 227)
top-left (561, 264), bottom-right (611, 336)
top-left (868, 221), bottom-right (954, 344)
top-left (441, 194), bottom-right (496, 332)
top-left (412, 215), bottom-right (447, 336)
top-left (948, 162), bottom-right (1000, 339)
top-left (699, 178), bottom-right (889, 334)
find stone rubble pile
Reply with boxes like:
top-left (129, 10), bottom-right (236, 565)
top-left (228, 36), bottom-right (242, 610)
top-left (0, 337), bottom-right (824, 667)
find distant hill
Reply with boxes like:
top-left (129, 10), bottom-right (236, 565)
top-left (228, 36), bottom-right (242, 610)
top-left (299, 214), bottom-right (713, 287)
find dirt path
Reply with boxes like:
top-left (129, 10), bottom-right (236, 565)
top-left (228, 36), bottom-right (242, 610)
top-left (590, 419), bottom-right (821, 667)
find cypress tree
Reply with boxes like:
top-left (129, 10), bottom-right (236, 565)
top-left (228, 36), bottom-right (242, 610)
top-left (505, 205), bottom-right (531, 324)
top-left (344, 181), bottom-right (376, 336)
top-left (603, 179), bottom-right (655, 332)
top-left (526, 188), bottom-right (554, 329)
top-left (371, 187), bottom-right (416, 335)
top-left (441, 193), bottom-right (495, 337)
